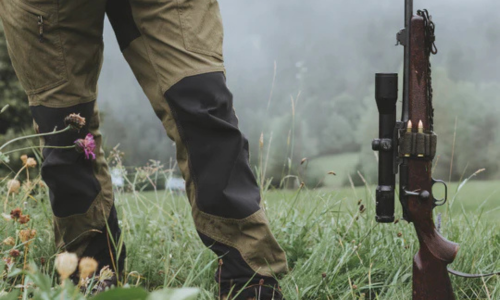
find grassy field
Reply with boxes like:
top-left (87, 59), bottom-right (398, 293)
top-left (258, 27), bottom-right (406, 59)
top-left (2, 172), bottom-right (498, 299)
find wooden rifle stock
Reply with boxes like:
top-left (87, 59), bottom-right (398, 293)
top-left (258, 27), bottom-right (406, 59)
top-left (407, 15), bottom-right (459, 300)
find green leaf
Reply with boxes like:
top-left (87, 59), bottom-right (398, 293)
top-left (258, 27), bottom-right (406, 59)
top-left (90, 287), bottom-right (149, 300)
top-left (0, 290), bottom-right (20, 300)
top-left (147, 288), bottom-right (200, 300)
top-left (0, 152), bottom-right (10, 163)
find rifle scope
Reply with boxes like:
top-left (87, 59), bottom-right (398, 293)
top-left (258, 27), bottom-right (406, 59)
top-left (372, 73), bottom-right (398, 223)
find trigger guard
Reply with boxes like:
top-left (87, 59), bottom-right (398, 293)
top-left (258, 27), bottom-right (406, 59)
top-left (432, 178), bottom-right (448, 207)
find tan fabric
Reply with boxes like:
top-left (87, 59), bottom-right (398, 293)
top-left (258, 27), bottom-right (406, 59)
top-left (0, 0), bottom-right (288, 276)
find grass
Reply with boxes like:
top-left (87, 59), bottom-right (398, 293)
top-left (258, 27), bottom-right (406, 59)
top-left (3, 172), bottom-right (498, 299)
top-left (306, 153), bottom-right (359, 189)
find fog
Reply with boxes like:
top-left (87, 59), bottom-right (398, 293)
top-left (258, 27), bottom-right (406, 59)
top-left (97, 0), bottom-right (500, 185)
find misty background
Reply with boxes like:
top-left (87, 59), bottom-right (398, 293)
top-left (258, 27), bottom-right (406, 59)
top-left (3, 0), bottom-right (500, 187)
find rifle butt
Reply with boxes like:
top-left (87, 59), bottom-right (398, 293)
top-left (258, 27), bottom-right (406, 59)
top-left (412, 229), bottom-right (459, 300)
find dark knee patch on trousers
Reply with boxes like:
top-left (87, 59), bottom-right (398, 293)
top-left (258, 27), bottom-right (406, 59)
top-left (106, 0), bottom-right (141, 52)
top-left (30, 101), bottom-right (101, 218)
top-left (164, 72), bottom-right (261, 219)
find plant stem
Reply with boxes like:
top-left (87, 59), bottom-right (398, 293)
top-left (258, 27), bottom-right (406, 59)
top-left (0, 126), bottom-right (71, 151)
top-left (2, 145), bottom-right (76, 156)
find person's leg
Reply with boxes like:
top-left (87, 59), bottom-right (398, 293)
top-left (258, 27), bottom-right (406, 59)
top-left (0, 0), bottom-right (125, 274)
top-left (106, 0), bottom-right (288, 298)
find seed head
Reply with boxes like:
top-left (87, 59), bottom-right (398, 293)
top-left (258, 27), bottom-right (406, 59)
top-left (18, 214), bottom-right (30, 225)
top-left (359, 204), bottom-right (365, 212)
top-left (10, 208), bottom-right (22, 220)
top-left (259, 133), bottom-right (264, 149)
top-left (40, 257), bottom-right (46, 266)
top-left (64, 113), bottom-right (86, 131)
top-left (25, 158), bottom-right (37, 168)
top-left (327, 171), bottom-right (336, 176)
top-left (20, 155), bottom-right (28, 164)
top-left (300, 158), bottom-right (307, 165)
top-left (55, 252), bottom-right (78, 281)
top-left (9, 249), bottom-right (21, 258)
top-left (3, 237), bottom-right (15, 246)
top-left (322, 272), bottom-right (327, 278)
top-left (352, 284), bottom-right (358, 290)
top-left (79, 257), bottom-right (98, 280)
top-left (19, 229), bottom-right (36, 244)
top-left (357, 199), bottom-right (362, 206)
top-left (394, 219), bottom-right (399, 224)
top-left (397, 232), bottom-right (403, 237)
top-left (7, 179), bottom-right (21, 194)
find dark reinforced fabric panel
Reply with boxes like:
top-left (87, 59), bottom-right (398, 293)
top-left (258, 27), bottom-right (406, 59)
top-left (30, 101), bottom-right (101, 218)
top-left (164, 72), bottom-right (261, 219)
top-left (106, 0), bottom-right (142, 52)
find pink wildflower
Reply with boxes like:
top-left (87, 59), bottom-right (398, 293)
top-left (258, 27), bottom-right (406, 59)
top-left (75, 134), bottom-right (96, 160)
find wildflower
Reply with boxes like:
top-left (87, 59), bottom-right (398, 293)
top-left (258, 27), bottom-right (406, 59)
top-left (19, 229), bottom-right (36, 244)
top-left (75, 134), bottom-right (96, 160)
top-left (20, 155), bottom-right (28, 164)
top-left (55, 252), bottom-right (78, 281)
top-left (7, 179), bottom-right (21, 194)
top-left (10, 208), bottom-right (22, 220)
top-left (18, 214), bottom-right (30, 225)
top-left (25, 158), bottom-right (37, 168)
top-left (2, 237), bottom-right (15, 246)
top-left (64, 113), bottom-right (86, 131)
top-left (9, 249), bottom-right (21, 258)
top-left (79, 257), bottom-right (98, 280)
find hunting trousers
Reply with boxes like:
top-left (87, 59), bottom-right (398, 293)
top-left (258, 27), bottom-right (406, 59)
top-left (0, 0), bottom-right (288, 298)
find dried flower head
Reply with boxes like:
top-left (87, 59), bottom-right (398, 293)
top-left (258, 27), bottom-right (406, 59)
top-left (3, 237), bottom-right (15, 246)
top-left (40, 257), bottom-right (46, 266)
top-left (327, 171), bottom-right (336, 176)
top-left (20, 155), bottom-right (28, 164)
top-left (397, 232), bottom-right (403, 238)
top-left (9, 249), bottom-right (21, 258)
top-left (55, 252), bottom-right (78, 281)
top-left (7, 179), bottom-right (21, 194)
top-left (74, 133), bottom-right (96, 160)
top-left (300, 157), bottom-right (307, 165)
top-left (18, 214), bottom-right (30, 225)
top-left (79, 257), bottom-right (98, 280)
top-left (25, 158), bottom-right (37, 168)
top-left (19, 229), bottom-right (36, 244)
top-left (64, 113), bottom-right (86, 131)
top-left (10, 208), bottom-right (22, 220)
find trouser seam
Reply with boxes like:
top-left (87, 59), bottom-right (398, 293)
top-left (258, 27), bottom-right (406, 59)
top-left (29, 95), bottom-right (96, 108)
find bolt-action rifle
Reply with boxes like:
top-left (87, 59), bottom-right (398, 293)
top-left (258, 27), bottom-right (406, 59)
top-left (372, 1), bottom-right (499, 299)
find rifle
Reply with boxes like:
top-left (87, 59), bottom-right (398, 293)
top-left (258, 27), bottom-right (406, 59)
top-left (373, 1), bottom-right (500, 299)
top-left (372, 1), bottom-right (458, 299)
